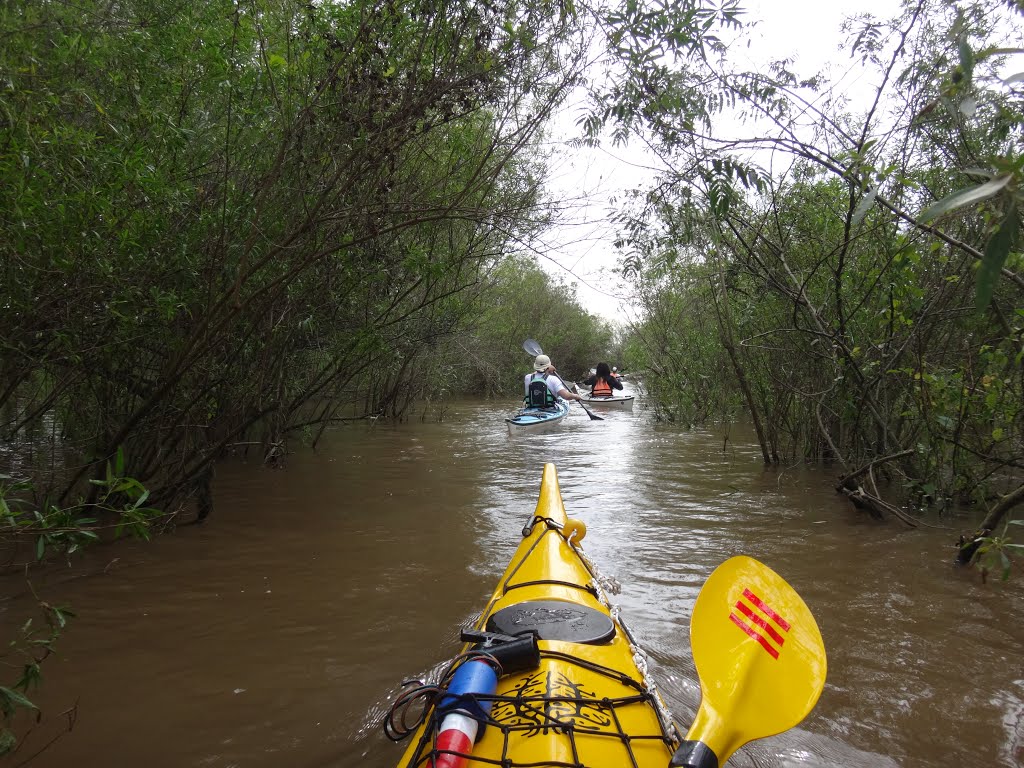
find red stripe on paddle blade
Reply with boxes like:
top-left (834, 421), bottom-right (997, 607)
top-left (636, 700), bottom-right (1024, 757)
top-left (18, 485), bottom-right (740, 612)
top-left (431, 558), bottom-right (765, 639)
top-left (729, 612), bottom-right (780, 659)
top-left (743, 588), bottom-right (791, 632)
top-left (734, 600), bottom-right (786, 646)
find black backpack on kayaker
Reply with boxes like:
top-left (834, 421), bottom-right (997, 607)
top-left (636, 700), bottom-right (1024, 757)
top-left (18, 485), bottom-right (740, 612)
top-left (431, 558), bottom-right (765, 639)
top-left (526, 373), bottom-right (556, 409)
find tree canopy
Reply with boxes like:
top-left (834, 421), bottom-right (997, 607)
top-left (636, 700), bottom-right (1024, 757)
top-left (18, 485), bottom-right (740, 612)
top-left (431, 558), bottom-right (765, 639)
top-left (594, 0), bottom-right (1023, 552)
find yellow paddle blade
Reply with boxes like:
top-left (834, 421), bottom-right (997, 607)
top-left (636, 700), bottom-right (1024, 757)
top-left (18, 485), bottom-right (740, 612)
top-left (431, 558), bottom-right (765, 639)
top-left (683, 555), bottom-right (827, 766)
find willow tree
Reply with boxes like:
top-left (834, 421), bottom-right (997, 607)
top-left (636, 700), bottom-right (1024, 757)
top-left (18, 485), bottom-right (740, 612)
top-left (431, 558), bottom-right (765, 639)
top-left (393, 255), bottom-right (617, 400)
top-left (0, 0), bottom-right (595, 748)
top-left (1, 0), bottom-right (591, 517)
top-left (590, 0), bottom-right (1024, 535)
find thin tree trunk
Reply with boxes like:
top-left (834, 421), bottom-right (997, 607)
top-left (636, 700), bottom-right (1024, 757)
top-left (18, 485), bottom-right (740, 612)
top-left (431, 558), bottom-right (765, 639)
top-left (957, 482), bottom-right (1024, 565)
top-left (710, 273), bottom-right (773, 465)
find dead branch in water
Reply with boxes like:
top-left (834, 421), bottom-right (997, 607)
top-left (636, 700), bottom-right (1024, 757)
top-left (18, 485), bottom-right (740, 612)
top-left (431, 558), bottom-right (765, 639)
top-left (956, 481), bottom-right (1024, 565)
top-left (837, 450), bottom-right (917, 527)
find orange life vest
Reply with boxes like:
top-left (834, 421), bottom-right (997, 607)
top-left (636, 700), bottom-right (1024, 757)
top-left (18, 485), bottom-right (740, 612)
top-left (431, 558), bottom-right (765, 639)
top-left (591, 377), bottom-right (613, 397)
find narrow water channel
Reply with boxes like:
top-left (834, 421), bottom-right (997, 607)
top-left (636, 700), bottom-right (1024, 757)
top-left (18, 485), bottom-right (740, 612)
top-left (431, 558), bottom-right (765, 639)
top-left (3, 392), bottom-right (1023, 767)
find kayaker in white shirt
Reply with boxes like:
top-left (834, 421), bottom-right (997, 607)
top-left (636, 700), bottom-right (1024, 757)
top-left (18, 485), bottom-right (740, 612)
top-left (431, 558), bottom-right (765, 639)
top-left (524, 354), bottom-right (585, 408)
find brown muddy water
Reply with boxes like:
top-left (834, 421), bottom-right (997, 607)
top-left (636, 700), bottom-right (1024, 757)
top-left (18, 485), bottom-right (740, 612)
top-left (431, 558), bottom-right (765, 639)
top-left (1, 391), bottom-right (1022, 768)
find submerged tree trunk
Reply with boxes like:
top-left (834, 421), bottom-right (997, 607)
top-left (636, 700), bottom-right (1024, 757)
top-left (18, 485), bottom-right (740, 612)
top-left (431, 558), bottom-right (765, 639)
top-left (836, 450), bottom-right (917, 526)
top-left (711, 266), bottom-right (774, 465)
top-left (956, 482), bottom-right (1024, 565)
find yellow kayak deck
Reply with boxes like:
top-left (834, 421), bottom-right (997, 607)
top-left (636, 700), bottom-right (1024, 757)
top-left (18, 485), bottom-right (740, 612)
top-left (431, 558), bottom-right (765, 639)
top-left (394, 463), bottom-right (680, 768)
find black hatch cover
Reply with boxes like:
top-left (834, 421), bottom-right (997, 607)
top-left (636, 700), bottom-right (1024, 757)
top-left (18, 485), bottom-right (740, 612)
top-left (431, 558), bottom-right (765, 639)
top-left (485, 600), bottom-right (615, 644)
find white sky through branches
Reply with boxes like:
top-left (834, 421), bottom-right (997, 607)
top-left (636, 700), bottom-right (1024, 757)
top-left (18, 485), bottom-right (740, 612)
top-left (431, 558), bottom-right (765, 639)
top-left (538, 0), bottom-right (909, 325)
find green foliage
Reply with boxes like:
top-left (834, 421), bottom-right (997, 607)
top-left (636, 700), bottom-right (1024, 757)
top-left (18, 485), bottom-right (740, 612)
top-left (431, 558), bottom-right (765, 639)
top-left (1, 0), bottom-right (589, 501)
top-left (969, 519), bottom-right (1024, 582)
top-left (409, 256), bottom-right (615, 400)
top-left (0, 451), bottom-right (150, 755)
top-left (620, 268), bottom-right (741, 425)
top-left (0, 598), bottom-right (74, 756)
top-left (920, 169), bottom-right (1021, 312)
top-left (0, 0), bottom-right (611, 751)
top-left (1, 449), bottom-right (159, 560)
top-left (590, 0), bottom-right (745, 146)
top-left (590, 0), bottom-right (1024, 522)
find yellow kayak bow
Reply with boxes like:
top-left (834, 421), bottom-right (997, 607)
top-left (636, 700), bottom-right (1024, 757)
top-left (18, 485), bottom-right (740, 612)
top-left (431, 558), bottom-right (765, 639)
top-left (386, 463), bottom-right (826, 768)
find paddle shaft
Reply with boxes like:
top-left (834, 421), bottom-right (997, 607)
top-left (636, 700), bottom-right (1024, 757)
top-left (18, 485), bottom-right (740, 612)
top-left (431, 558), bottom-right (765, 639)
top-left (670, 741), bottom-right (718, 768)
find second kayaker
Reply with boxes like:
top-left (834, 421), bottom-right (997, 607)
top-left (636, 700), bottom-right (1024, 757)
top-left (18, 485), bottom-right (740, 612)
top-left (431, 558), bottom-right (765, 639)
top-left (583, 362), bottom-right (624, 397)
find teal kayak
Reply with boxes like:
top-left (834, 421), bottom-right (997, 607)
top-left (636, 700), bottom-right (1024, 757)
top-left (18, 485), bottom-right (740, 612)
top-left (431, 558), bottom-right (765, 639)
top-left (505, 400), bottom-right (571, 434)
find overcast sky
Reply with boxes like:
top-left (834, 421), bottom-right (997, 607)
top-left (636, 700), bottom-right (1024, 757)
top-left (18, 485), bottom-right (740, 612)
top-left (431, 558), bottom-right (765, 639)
top-left (537, 0), bottom-right (906, 325)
